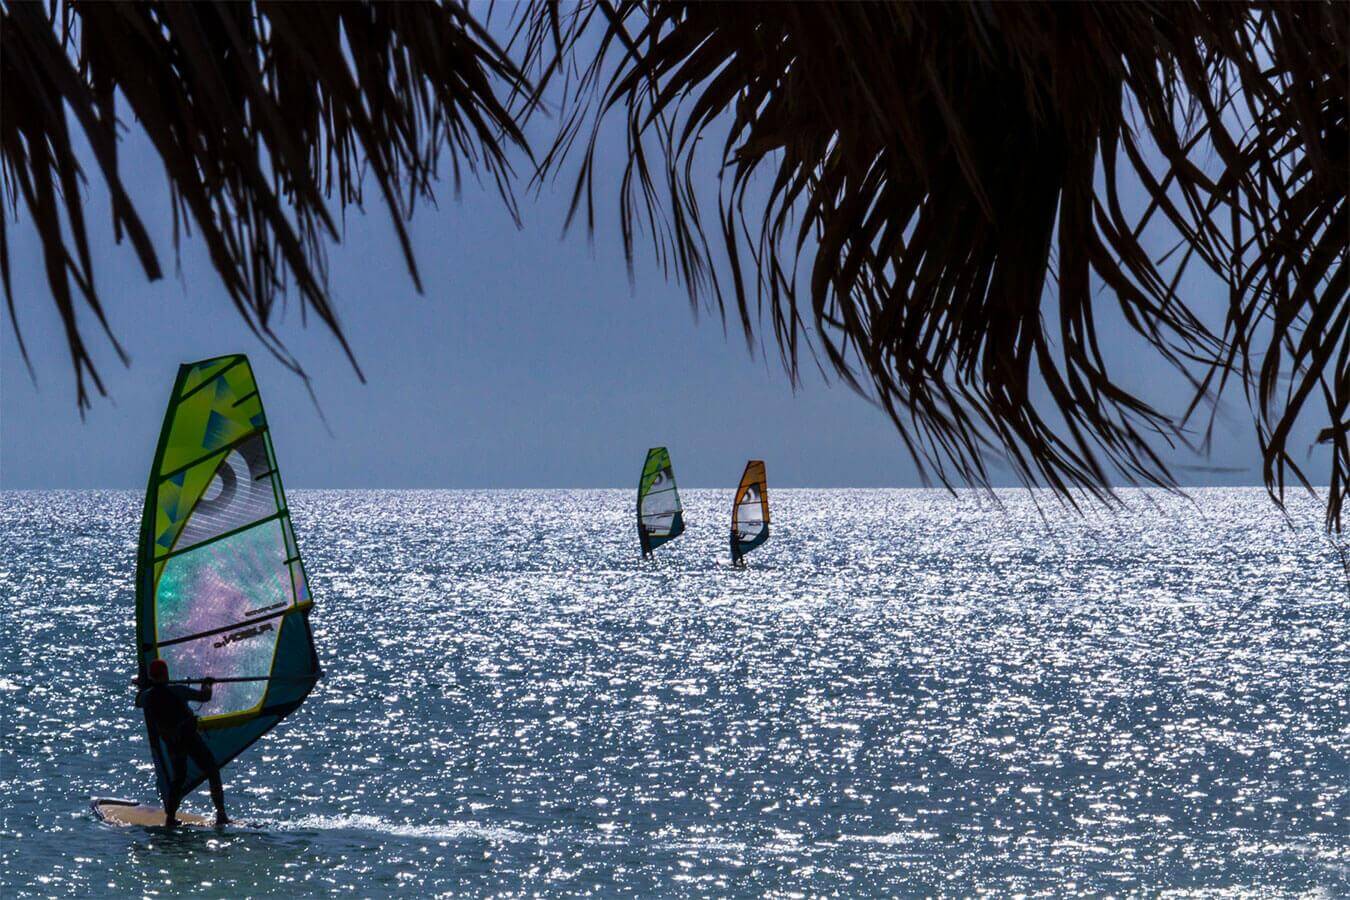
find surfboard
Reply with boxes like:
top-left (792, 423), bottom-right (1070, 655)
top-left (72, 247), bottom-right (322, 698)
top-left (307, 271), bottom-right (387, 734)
top-left (92, 797), bottom-right (215, 828)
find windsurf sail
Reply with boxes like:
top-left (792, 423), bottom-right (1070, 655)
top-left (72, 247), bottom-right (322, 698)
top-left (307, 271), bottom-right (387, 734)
top-left (637, 447), bottom-right (685, 557)
top-left (730, 460), bottom-right (769, 564)
top-left (135, 355), bottom-right (320, 810)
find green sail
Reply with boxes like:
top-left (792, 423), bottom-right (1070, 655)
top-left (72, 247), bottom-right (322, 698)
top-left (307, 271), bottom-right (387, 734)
top-left (135, 355), bottom-right (320, 809)
top-left (637, 447), bottom-right (685, 556)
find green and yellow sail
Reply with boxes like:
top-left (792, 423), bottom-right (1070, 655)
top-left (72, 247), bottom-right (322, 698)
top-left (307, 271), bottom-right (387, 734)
top-left (637, 447), bottom-right (685, 557)
top-left (136, 355), bottom-right (320, 809)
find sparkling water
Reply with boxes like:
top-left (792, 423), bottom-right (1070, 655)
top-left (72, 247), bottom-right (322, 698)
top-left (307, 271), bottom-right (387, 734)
top-left (2, 489), bottom-right (1346, 895)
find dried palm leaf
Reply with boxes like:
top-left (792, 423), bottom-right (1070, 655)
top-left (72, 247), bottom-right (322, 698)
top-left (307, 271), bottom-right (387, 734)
top-left (536, 1), bottom-right (1348, 527)
top-left (1, 0), bottom-right (532, 407)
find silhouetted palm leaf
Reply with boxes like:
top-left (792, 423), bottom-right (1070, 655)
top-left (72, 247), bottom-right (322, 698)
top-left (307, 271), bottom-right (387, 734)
top-left (1, 0), bottom-right (531, 407)
top-left (4, 1), bottom-right (1345, 528)
top-left (537, 1), bottom-right (1347, 527)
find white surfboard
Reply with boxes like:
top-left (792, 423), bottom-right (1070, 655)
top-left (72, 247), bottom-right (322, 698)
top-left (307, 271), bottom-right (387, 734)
top-left (91, 797), bottom-right (215, 829)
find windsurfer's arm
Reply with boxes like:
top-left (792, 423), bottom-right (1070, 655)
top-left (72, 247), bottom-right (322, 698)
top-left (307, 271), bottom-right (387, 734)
top-left (175, 679), bottom-right (214, 703)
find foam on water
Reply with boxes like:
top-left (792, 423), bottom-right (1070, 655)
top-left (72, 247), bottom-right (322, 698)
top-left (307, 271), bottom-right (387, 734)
top-left (1, 488), bottom-right (1346, 896)
top-left (266, 813), bottom-right (532, 844)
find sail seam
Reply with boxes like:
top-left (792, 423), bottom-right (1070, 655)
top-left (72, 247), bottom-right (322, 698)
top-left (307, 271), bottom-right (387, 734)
top-left (147, 600), bottom-right (312, 650)
top-left (154, 511), bottom-right (286, 563)
top-left (231, 389), bottom-right (259, 408)
top-left (157, 427), bottom-right (269, 483)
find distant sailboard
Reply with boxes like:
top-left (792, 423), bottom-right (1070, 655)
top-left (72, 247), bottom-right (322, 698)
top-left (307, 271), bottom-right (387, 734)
top-left (93, 355), bottom-right (321, 827)
top-left (637, 447), bottom-right (685, 557)
top-left (730, 460), bottom-right (770, 565)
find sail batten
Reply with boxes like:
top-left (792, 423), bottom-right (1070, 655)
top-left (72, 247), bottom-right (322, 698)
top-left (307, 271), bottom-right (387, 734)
top-left (136, 355), bottom-right (319, 809)
top-left (730, 460), bottom-right (770, 564)
top-left (637, 447), bottom-right (685, 557)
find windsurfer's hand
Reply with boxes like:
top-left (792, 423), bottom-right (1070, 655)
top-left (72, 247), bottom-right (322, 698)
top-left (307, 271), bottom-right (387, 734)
top-left (201, 676), bottom-right (216, 686)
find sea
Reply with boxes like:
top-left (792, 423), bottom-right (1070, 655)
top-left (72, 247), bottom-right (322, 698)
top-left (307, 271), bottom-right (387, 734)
top-left (1, 488), bottom-right (1346, 897)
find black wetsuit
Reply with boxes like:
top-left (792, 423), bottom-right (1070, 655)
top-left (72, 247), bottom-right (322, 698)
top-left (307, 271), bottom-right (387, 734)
top-left (135, 682), bottom-right (225, 818)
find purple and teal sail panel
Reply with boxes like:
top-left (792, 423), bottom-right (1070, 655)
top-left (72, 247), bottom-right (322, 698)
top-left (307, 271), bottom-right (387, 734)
top-left (135, 354), bottom-right (320, 808)
top-left (637, 447), bottom-right (685, 556)
top-left (730, 460), bottom-right (769, 564)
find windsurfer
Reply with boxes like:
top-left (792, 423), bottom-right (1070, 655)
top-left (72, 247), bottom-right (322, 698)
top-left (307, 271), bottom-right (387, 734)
top-left (135, 659), bottom-right (230, 827)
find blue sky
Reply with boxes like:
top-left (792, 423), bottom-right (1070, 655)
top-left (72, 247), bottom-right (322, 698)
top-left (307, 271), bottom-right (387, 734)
top-left (0, 98), bottom-right (1320, 490)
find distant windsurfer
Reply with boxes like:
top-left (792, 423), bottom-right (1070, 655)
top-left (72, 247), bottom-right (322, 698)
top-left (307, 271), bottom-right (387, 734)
top-left (135, 659), bottom-right (230, 827)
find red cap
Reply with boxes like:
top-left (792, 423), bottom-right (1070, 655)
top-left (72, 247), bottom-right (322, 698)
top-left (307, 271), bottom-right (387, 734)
top-left (148, 659), bottom-right (169, 683)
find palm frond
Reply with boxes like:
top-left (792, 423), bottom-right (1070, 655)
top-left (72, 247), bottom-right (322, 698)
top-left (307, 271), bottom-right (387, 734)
top-left (537, 1), bottom-right (1348, 527)
top-left (0, 0), bottom-right (532, 407)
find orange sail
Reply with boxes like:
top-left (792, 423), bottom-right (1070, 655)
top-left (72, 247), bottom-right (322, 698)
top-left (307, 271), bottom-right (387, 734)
top-left (730, 460), bottom-right (769, 564)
